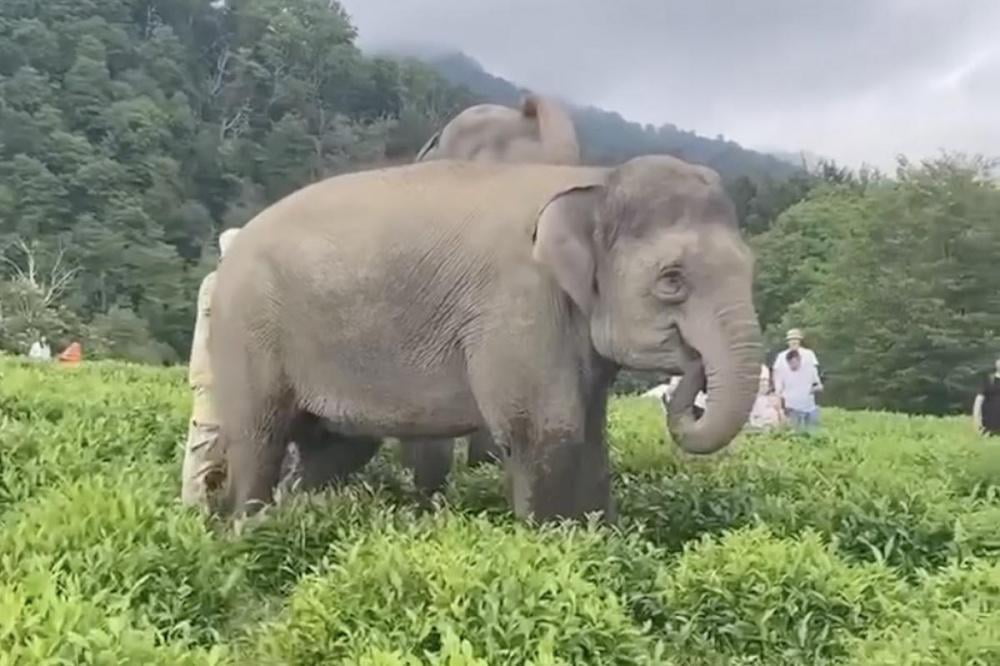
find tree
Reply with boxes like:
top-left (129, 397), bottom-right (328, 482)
top-left (0, 0), bottom-right (473, 362)
top-left (783, 155), bottom-right (1000, 414)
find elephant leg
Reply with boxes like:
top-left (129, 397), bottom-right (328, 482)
top-left (472, 363), bottom-right (617, 524)
top-left (292, 415), bottom-right (381, 491)
top-left (221, 398), bottom-right (294, 519)
top-left (499, 420), bottom-right (614, 524)
top-left (466, 429), bottom-right (504, 467)
top-left (399, 437), bottom-right (454, 494)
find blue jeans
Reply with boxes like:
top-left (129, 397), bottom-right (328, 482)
top-left (785, 408), bottom-right (820, 431)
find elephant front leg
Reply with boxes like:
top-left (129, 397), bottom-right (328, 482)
top-left (222, 420), bottom-right (290, 519)
top-left (399, 437), bottom-right (454, 494)
top-left (499, 419), bottom-right (615, 524)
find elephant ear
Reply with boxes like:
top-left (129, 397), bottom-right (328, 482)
top-left (532, 184), bottom-right (603, 315)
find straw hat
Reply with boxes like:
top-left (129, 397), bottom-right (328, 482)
top-left (785, 328), bottom-right (804, 341)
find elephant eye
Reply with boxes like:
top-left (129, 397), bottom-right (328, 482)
top-left (655, 267), bottom-right (687, 302)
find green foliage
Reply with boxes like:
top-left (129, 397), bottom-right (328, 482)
top-left (761, 155), bottom-right (1000, 414)
top-left (656, 526), bottom-right (908, 663)
top-left (2, 359), bottom-right (999, 664)
top-left (252, 516), bottom-right (665, 664)
top-left (0, 0), bottom-right (471, 361)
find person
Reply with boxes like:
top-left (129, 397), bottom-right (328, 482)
top-left (972, 357), bottom-right (1000, 436)
top-left (772, 328), bottom-right (819, 388)
top-left (777, 348), bottom-right (823, 431)
top-left (28, 335), bottom-right (51, 361)
top-left (57, 341), bottom-right (82, 366)
top-left (180, 227), bottom-right (240, 510)
top-left (662, 374), bottom-right (706, 419)
top-left (747, 365), bottom-right (784, 431)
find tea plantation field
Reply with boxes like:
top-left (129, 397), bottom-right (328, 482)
top-left (1, 358), bottom-right (999, 665)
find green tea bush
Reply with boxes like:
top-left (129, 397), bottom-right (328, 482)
top-left (249, 514), bottom-right (666, 665)
top-left (846, 559), bottom-right (1000, 665)
top-left (1, 358), bottom-right (998, 663)
top-left (0, 575), bottom-right (228, 665)
top-left (0, 473), bottom-right (244, 645)
top-left (653, 526), bottom-right (909, 664)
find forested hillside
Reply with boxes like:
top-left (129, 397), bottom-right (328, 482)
top-left (0, 0), bottom-right (474, 363)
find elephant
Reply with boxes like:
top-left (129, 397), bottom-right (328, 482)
top-left (415, 93), bottom-right (580, 165)
top-left (209, 154), bottom-right (763, 523)
top-left (400, 93), bottom-right (583, 492)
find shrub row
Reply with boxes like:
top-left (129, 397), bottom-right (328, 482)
top-left (1, 358), bottom-right (998, 664)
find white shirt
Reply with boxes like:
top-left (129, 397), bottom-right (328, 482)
top-left (773, 347), bottom-right (818, 375)
top-left (28, 342), bottom-right (51, 360)
top-left (773, 348), bottom-right (817, 393)
top-left (779, 364), bottom-right (821, 412)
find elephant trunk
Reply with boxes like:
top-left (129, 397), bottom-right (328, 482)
top-left (667, 301), bottom-right (762, 455)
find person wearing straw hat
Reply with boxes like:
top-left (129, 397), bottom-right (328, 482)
top-left (180, 227), bottom-right (241, 510)
top-left (772, 328), bottom-right (819, 384)
top-left (772, 328), bottom-right (820, 419)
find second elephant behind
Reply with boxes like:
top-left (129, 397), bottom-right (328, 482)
top-left (402, 93), bottom-right (584, 489)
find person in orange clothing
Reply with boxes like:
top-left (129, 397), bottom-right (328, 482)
top-left (57, 341), bottom-right (82, 366)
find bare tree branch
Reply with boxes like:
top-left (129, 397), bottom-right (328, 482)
top-left (0, 238), bottom-right (80, 307)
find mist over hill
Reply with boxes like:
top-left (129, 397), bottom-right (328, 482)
top-left (386, 49), bottom-right (801, 182)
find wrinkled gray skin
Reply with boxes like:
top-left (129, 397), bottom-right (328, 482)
top-left (401, 93), bottom-right (583, 491)
top-left (210, 155), bottom-right (762, 523)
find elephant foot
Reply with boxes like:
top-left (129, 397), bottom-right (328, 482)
top-left (505, 438), bottom-right (615, 524)
top-left (399, 437), bottom-right (454, 495)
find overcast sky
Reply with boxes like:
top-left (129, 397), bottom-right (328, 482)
top-left (339, 0), bottom-right (1000, 170)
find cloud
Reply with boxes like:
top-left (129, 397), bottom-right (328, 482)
top-left (339, 0), bottom-right (1000, 169)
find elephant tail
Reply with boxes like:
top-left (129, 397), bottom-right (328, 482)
top-left (521, 93), bottom-right (581, 165)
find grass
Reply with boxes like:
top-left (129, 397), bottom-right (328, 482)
top-left (0, 356), bottom-right (998, 664)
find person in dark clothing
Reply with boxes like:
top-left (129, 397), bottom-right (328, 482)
top-left (973, 358), bottom-right (1000, 436)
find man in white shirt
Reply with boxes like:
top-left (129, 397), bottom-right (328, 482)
top-left (778, 348), bottom-right (823, 431)
top-left (772, 328), bottom-right (819, 381)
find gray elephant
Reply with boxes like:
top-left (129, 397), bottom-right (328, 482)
top-left (210, 155), bottom-right (763, 522)
top-left (400, 93), bottom-right (583, 491)
top-left (415, 93), bottom-right (580, 165)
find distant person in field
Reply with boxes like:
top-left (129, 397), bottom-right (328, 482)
top-left (28, 335), bottom-right (51, 361)
top-left (777, 348), bottom-right (823, 431)
top-left (972, 357), bottom-right (1000, 437)
top-left (57, 341), bottom-right (82, 366)
top-left (181, 227), bottom-right (241, 510)
top-left (747, 364), bottom-right (784, 431)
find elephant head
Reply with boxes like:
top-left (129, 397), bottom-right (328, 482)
top-left (532, 155), bottom-right (762, 455)
top-left (416, 93), bottom-right (580, 165)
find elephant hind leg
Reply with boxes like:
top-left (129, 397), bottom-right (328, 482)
top-left (399, 438), bottom-right (454, 494)
top-left (466, 429), bottom-right (504, 467)
top-left (292, 413), bottom-right (381, 491)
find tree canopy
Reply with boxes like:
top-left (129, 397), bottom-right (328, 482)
top-left (756, 155), bottom-right (1000, 414)
top-left (0, 0), bottom-right (472, 362)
